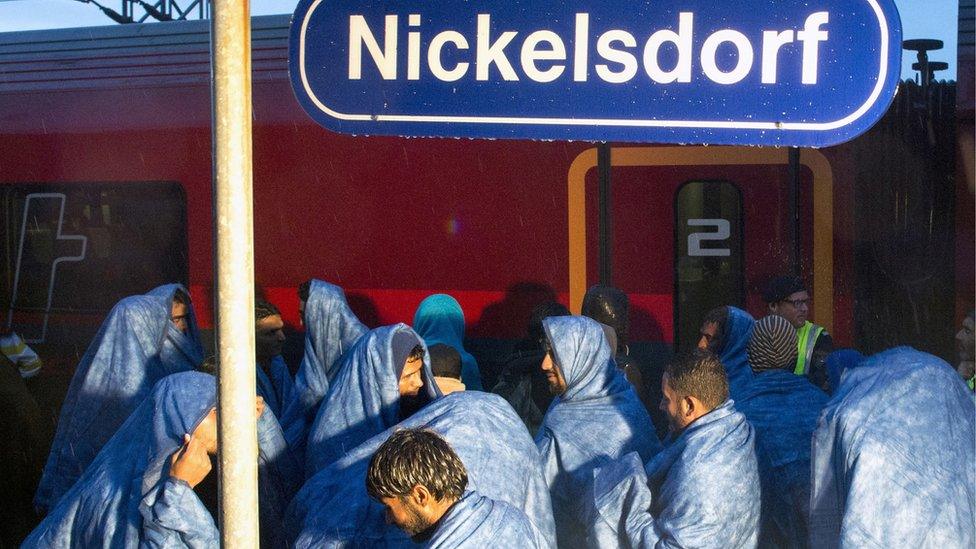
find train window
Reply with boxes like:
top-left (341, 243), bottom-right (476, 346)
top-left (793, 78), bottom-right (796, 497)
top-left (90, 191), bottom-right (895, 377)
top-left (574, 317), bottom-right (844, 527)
top-left (674, 181), bottom-right (744, 352)
top-left (1, 182), bottom-right (187, 343)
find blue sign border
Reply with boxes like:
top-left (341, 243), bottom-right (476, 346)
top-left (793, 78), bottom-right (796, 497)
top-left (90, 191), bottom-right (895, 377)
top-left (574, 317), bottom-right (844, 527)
top-left (289, 1), bottom-right (902, 147)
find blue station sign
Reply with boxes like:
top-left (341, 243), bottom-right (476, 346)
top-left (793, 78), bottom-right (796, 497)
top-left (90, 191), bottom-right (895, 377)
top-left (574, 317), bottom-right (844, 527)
top-left (288, 0), bottom-right (902, 147)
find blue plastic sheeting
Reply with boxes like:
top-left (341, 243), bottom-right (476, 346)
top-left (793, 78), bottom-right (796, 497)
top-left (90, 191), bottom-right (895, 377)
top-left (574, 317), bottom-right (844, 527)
top-left (256, 355), bottom-right (297, 420)
top-left (427, 491), bottom-right (549, 548)
top-left (809, 347), bottom-right (975, 548)
top-left (736, 369), bottom-right (829, 547)
top-left (35, 284), bottom-right (204, 513)
top-left (413, 294), bottom-right (483, 390)
top-left (590, 400), bottom-right (761, 549)
top-left (823, 349), bottom-right (864, 395)
top-left (24, 371), bottom-right (300, 548)
top-left (721, 306), bottom-right (756, 400)
top-left (305, 324), bottom-right (441, 477)
top-left (280, 279), bottom-right (367, 455)
top-left (286, 391), bottom-right (556, 548)
top-left (535, 316), bottom-right (661, 548)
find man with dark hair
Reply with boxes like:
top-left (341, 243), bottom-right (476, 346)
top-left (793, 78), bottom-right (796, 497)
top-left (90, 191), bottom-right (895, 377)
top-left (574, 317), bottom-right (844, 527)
top-left (763, 275), bottom-right (833, 390)
top-left (590, 349), bottom-right (760, 548)
top-left (696, 306), bottom-right (755, 399)
top-left (536, 315), bottom-right (660, 548)
top-left (365, 428), bottom-right (545, 547)
top-left (738, 314), bottom-right (828, 546)
top-left (305, 324), bottom-right (441, 476)
top-left (492, 301), bottom-right (570, 435)
top-left (429, 343), bottom-right (465, 395)
top-left (254, 299), bottom-right (295, 420)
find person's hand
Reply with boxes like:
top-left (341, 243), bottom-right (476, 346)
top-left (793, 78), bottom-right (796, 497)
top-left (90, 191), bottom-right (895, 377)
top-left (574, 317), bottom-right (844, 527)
top-left (170, 433), bottom-right (212, 488)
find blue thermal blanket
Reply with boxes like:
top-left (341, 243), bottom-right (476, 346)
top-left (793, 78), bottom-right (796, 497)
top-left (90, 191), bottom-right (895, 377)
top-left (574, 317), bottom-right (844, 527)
top-left (24, 371), bottom-right (298, 548)
top-left (280, 280), bottom-right (367, 455)
top-left (304, 323), bottom-right (441, 477)
top-left (287, 391), bottom-right (556, 548)
top-left (722, 306), bottom-right (755, 400)
top-left (535, 316), bottom-right (661, 548)
top-left (413, 294), bottom-right (483, 390)
top-left (823, 349), bottom-right (864, 395)
top-left (808, 347), bottom-right (975, 548)
top-left (256, 354), bottom-right (296, 420)
top-left (736, 369), bottom-right (828, 547)
top-left (590, 400), bottom-right (761, 548)
top-left (426, 490), bottom-right (549, 548)
top-left (35, 284), bottom-right (204, 513)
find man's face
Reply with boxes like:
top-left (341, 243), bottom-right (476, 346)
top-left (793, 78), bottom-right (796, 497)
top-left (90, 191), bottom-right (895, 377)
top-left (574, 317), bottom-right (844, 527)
top-left (255, 315), bottom-right (285, 361)
top-left (697, 321), bottom-right (721, 352)
top-left (380, 495), bottom-right (431, 537)
top-left (171, 301), bottom-right (190, 334)
top-left (191, 397), bottom-right (264, 455)
top-left (769, 290), bottom-right (810, 328)
top-left (660, 374), bottom-right (689, 434)
top-left (399, 357), bottom-right (425, 397)
top-left (541, 351), bottom-right (568, 396)
top-left (956, 316), bottom-right (975, 362)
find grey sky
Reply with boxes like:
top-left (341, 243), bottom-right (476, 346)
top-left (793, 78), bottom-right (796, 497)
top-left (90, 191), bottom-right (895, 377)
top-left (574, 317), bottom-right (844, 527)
top-left (0, 0), bottom-right (962, 80)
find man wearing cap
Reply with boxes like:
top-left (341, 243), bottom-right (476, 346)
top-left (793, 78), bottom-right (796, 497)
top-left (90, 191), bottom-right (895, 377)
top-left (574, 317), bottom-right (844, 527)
top-left (763, 275), bottom-right (833, 390)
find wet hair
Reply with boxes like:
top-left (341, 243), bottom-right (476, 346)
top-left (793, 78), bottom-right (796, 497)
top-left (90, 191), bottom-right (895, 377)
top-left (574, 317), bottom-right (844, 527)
top-left (528, 301), bottom-right (571, 344)
top-left (429, 344), bottom-right (462, 380)
top-left (365, 428), bottom-right (467, 502)
top-left (581, 285), bottom-right (630, 350)
top-left (198, 355), bottom-right (218, 375)
top-left (255, 300), bottom-right (281, 322)
top-left (407, 344), bottom-right (425, 363)
top-left (763, 275), bottom-right (807, 304)
top-left (665, 349), bottom-right (729, 410)
top-left (172, 289), bottom-right (190, 305)
top-left (298, 280), bottom-right (312, 303)
top-left (701, 306), bottom-right (729, 351)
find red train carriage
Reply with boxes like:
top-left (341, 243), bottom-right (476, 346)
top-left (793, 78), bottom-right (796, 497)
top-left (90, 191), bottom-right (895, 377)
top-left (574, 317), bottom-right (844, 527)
top-left (0, 15), bottom-right (970, 380)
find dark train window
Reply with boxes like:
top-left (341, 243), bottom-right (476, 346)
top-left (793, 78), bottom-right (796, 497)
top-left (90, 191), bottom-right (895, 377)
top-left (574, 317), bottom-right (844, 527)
top-left (1, 183), bottom-right (187, 342)
top-left (674, 181), bottom-right (744, 352)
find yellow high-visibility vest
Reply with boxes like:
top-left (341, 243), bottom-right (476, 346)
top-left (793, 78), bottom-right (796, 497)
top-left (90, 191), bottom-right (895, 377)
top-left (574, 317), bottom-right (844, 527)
top-left (794, 321), bottom-right (825, 376)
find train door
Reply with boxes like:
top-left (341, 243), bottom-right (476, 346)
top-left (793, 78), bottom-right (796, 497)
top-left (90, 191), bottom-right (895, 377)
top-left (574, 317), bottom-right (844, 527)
top-left (574, 146), bottom-right (822, 356)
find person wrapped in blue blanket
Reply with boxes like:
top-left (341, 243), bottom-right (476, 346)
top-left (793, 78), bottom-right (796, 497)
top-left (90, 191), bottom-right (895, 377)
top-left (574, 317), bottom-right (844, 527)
top-left (535, 315), bottom-right (660, 548)
top-left (590, 349), bottom-right (760, 548)
top-left (286, 391), bottom-right (556, 548)
top-left (809, 347), bottom-right (975, 548)
top-left (280, 279), bottom-right (367, 454)
top-left (253, 299), bottom-right (296, 420)
top-left (35, 284), bottom-right (204, 513)
top-left (413, 294), bottom-right (483, 391)
top-left (23, 371), bottom-right (298, 548)
top-left (697, 306), bottom-right (755, 399)
top-left (305, 323), bottom-right (441, 476)
top-left (366, 428), bottom-right (548, 548)
top-left (740, 314), bottom-right (829, 547)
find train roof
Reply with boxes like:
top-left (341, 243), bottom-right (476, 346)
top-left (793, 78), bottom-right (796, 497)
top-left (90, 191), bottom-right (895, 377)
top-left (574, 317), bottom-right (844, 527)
top-left (0, 15), bottom-right (290, 93)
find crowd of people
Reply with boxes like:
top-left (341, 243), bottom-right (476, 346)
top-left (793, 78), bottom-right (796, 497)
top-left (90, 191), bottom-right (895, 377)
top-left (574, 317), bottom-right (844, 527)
top-left (3, 275), bottom-right (974, 548)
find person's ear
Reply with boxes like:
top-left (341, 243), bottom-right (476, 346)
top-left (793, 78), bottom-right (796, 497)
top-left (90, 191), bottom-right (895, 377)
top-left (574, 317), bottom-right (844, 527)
top-left (681, 395), bottom-right (696, 418)
top-left (410, 484), bottom-right (432, 507)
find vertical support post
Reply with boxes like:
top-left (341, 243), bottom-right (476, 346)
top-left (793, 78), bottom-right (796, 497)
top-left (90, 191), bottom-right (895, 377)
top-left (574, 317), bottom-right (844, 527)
top-left (597, 142), bottom-right (612, 286)
top-left (788, 147), bottom-right (801, 276)
top-left (211, 0), bottom-right (258, 545)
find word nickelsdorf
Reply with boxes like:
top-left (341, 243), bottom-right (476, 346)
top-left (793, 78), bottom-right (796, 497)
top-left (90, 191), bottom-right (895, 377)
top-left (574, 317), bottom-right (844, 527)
top-left (289, 0), bottom-right (902, 146)
top-left (348, 12), bottom-right (830, 86)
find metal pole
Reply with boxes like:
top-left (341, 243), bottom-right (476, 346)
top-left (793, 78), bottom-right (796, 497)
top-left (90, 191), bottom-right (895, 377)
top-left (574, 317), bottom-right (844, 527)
top-left (211, 0), bottom-right (258, 545)
top-left (597, 142), bottom-right (612, 285)
top-left (788, 147), bottom-right (801, 275)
